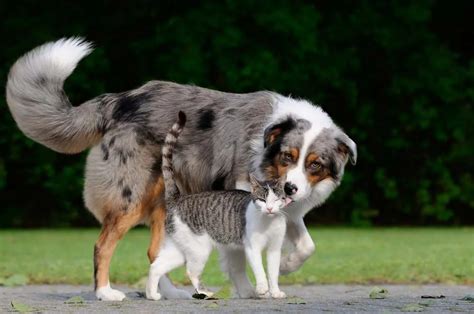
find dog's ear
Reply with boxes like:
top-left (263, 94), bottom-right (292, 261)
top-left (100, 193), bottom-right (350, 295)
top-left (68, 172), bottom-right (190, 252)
top-left (336, 132), bottom-right (357, 165)
top-left (263, 117), bottom-right (296, 148)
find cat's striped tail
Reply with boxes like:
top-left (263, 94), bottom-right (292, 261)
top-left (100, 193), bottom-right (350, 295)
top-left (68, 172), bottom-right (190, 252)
top-left (162, 111), bottom-right (187, 202)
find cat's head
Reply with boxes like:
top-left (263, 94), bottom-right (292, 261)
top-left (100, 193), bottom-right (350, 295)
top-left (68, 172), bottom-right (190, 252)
top-left (249, 175), bottom-right (287, 216)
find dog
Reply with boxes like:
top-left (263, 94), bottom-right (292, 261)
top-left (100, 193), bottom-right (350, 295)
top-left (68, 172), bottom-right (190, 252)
top-left (6, 38), bottom-right (357, 301)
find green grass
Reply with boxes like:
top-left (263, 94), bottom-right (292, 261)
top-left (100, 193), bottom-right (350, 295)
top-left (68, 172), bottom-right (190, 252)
top-left (0, 228), bottom-right (473, 286)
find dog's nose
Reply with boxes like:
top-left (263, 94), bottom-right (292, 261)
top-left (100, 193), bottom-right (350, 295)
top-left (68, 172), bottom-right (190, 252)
top-left (284, 182), bottom-right (298, 195)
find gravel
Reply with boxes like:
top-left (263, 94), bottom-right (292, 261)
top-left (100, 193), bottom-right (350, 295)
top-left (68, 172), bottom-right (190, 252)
top-left (1, 284), bottom-right (473, 313)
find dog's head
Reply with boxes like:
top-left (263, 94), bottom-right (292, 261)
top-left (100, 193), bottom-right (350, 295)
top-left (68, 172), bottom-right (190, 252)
top-left (260, 113), bottom-right (356, 205)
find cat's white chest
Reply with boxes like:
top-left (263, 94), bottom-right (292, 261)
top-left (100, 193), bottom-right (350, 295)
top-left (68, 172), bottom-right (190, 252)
top-left (245, 204), bottom-right (286, 249)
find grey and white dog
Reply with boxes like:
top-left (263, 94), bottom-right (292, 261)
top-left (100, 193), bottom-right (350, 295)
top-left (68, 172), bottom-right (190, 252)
top-left (6, 38), bottom-right (357, 301)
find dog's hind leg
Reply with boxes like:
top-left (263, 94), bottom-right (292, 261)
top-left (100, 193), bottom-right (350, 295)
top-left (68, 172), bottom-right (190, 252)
top-left (147, 185), bottom-right (167, 263)
top-left (94, 210), bottom-right (142, 301)
top-left (86, 129), bottom-right (166, 301)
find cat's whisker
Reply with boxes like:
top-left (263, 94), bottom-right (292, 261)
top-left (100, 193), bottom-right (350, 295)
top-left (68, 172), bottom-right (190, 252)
top-left (151, 112), bottom-right (287, 302)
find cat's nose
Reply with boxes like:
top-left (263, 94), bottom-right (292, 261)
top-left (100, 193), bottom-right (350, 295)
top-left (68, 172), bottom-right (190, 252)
top-left (267, 207), bottom-right (273, 213)
top-left (284, 182), bottom-right (298, 195)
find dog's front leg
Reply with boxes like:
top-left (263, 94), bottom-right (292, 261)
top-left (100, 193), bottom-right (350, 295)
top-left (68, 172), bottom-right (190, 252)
top-left (280, 218), bottom-right (315, 275)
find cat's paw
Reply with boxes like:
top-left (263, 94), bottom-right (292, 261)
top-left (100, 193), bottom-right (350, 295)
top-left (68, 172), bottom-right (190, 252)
top-left (96, 286), bottom-right (126, 301)
top-left (270, 290), bottom-right (287, 299)
top-left (193, 289), bottom-right (214, 299)
top-left (256, 284), bottom-right (270, 298)
top-left (257, 290), bottom-right (271, 298)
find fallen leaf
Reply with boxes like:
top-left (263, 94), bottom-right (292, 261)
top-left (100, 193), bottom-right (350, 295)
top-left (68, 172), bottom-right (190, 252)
top-left (11, 300), bottom-right (36, 313)
top-left (287, 297), bottom-right (306, 304)
top-left (418, 300), bottom-right (432, 307)
top-left (369, 287), bottom-right (388, 299)
top-left (401, 303), bottom-right (425, 312)
top-left (421, 295), bottom-right (445, 299)
top-left (135, 291), bottom-right (146, 298)
top-left (206, 301), bottom-right (219, 309)
top-left (64, 296), bottom-right (84, 304)
top-left (3, 274), bottom-right (28, 287)
top-left (460, 294), bottom-right (474, 302)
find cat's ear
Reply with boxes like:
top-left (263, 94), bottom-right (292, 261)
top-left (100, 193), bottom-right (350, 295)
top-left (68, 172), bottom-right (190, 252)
top-left (268, 178), bottom-right (280, 188)
top-left (272, 176), bottom-right (286, 188)
top-left (249, 174), bottom-right (262, 190)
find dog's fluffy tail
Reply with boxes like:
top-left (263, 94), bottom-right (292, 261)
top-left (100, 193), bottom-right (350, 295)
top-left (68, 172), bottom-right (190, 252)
top-left (162, 111), bottom-right (187, 202)
top-left (6, 38), bottom-right (106, 154)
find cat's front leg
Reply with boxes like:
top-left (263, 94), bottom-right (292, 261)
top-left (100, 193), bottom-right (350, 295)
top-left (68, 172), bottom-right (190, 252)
top-left (245, 246), bottom-right (269, 298)
top-left (267, 239), bottom-right (286, 298)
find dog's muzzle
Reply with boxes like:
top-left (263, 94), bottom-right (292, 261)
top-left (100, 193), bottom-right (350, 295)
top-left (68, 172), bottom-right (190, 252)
top-left (284, 182), bottom-right (298, 196)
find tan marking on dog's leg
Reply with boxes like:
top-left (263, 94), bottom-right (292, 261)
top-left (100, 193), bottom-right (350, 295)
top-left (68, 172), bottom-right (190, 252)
top-left (139, 176), bottom-right (166, 263)
top-left (147, 201), bottom-right (167, 263)
top-left (94, 209), bottom-right (143, 292)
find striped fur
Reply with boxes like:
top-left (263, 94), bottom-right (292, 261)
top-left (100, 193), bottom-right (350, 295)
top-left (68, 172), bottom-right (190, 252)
top-left (6, 38), bottom-right (357, 301)
top-left (162, 111), bottom-right (187, 202)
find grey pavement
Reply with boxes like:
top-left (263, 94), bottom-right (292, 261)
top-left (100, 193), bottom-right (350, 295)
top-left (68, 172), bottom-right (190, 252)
top-left (1, 284), bottom-right (473, 313)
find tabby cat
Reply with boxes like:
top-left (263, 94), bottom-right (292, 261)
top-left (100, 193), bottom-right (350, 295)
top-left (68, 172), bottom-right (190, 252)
top-left (146, 111), bottom-right (289, 300)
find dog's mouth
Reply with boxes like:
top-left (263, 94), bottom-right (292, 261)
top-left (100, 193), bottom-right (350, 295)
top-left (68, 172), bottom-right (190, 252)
top-left (284, 197), bottom-right (294, 206)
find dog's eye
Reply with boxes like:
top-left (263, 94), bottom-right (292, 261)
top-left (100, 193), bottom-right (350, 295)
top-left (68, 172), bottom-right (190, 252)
top-left (282, 152), bottom-right (293, 162)
top-left (310, 162), bottom-right (322, 171)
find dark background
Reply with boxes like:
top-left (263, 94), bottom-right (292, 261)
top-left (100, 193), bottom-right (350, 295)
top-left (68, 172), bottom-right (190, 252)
top-left (0, 0), bottom-right (472, 227)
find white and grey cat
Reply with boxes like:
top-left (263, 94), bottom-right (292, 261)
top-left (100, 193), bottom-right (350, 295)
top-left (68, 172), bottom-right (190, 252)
top-left (146, 111), bottom-right (289, 300)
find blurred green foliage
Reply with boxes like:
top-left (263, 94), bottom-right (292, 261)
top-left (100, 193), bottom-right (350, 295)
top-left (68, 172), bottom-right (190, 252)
top-left (0, 1), bottom-right (472, 227)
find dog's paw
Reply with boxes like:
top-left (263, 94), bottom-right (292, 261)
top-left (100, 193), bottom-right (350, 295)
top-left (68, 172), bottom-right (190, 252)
top-left (279, 257), bottom-right (300, 275)
top-left (270, 290), bottom-right (287, 299)
top-left (96, 286), bottom-right (126, 301)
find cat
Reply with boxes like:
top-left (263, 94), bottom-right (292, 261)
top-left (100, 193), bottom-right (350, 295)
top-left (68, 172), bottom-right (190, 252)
top-left (146, 111), bottom-right (289, 300)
